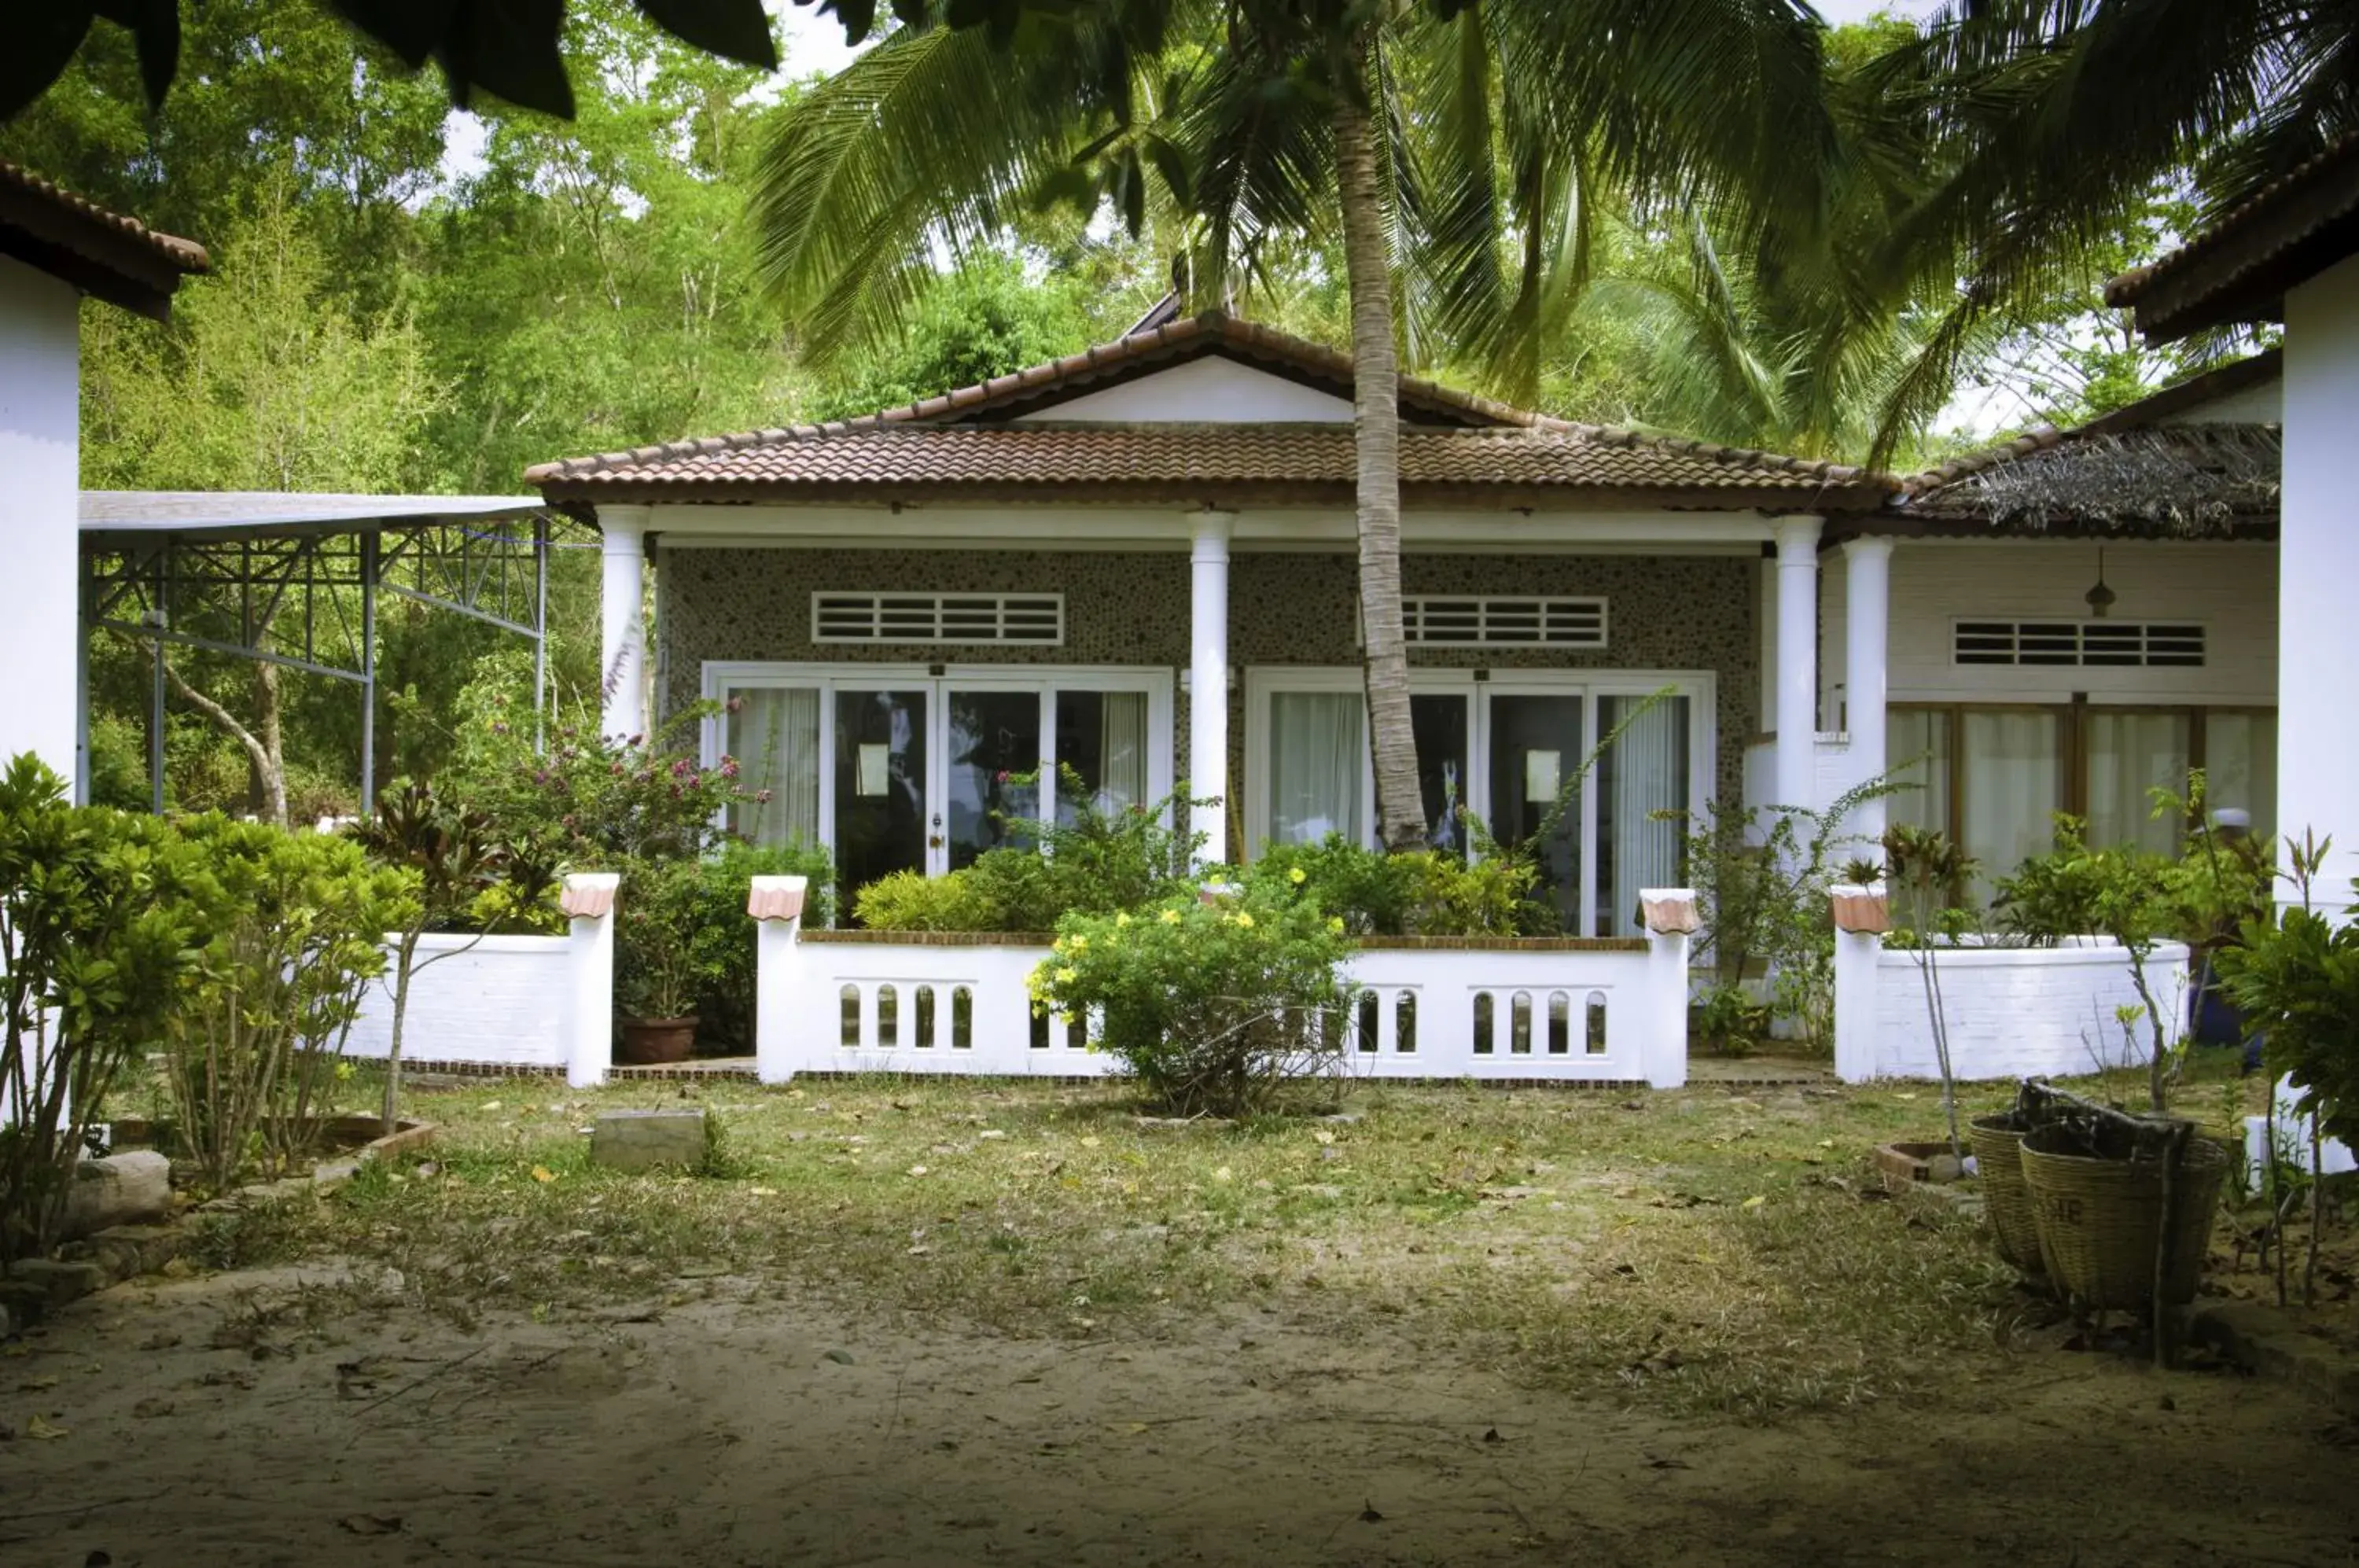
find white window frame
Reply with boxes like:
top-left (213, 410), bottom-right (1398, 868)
top-left (701, 661), bottom-right (1175, 875)
top-left (1242, 665), bottom-right (1715, 936)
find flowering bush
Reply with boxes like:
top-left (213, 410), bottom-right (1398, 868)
top-left (1027, 887), bottom-right (1352, 1117)
top-left (1249, 835), bottom-right (1534, 936)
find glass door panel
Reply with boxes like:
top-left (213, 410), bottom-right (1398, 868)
top-left (724, 686), bottom-right (822, 847)
top-left (1886, 709), bottom-right (1953, 840)
top-left (1268, 690), bottom-right (1364, 846)
top-left (1595, 694), bottom-right (1691, 936)
top-left (945, 688), bottom-right (1043, 868)
top-left (2085, 710), bottom-right (2189, 856)
top-left (1487, 694), bottom-right (1584, 932)
top-left (1411, 694), bottom-right (1471, 856)
top-left (834, 688), bottom-right (929, 917)
top-left (2203, 712), bottom-right (2276, 845)
top-left (1961, 710), bottom-right (2061, 905)
top-left (1055, 690), bottom-right (1150, 823)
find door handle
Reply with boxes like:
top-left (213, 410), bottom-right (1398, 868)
top-left (928, 835), bottom-right (944, 849)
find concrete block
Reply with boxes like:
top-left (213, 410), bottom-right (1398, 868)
top-left (590, 1109), bottom-right (711, 1173)
top-left (58, 1150), bottom-right (171, 1242)
top-left (6, 1257), bottom-right (109, 1307)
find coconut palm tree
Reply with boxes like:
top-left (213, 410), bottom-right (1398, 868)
top-left (752, 0), bottom-right (1838, 852)
top-left (1836, 0), bottom-right (2357, 460)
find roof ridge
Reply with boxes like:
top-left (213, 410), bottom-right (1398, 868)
top-left (0, 159), bottom-right (209, 273)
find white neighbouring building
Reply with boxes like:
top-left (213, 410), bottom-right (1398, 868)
top-left (0, 162), bottom-right (206, 790)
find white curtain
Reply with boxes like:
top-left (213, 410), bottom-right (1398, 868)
top-left (1269, 691), bottom-right (1364, 845)
top-left (1962, 711), bottom-right (2061, 904)
top-left (1606, 696), bottom-right (1687, 936)
top-left (2204, 712), bottom-right (2277, 845)
top-left (1885, 709), bottom-right (1952, 838)
top-left (1099, 691), bottom-right (1148, 811)
top-left (729, 687), bottom-right (821, 846)
top-left (2085, 711), bottom-right (2189, 856)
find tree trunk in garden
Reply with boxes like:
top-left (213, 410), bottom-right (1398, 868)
top-left (1332, 72), bottom-right (1425, 856)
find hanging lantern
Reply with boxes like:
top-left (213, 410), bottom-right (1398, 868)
top-left (2085, 547), bottom-right (2116, 618)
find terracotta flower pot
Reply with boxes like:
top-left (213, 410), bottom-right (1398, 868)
top-left (617, 1014), bottom-right (699, 1065)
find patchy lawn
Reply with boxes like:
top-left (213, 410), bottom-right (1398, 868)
top-left (193, 1071), bottom-right (2189, 1419)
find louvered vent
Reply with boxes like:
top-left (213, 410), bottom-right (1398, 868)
top-left (811, 592), bottom-right (1065, 646)
top-left (1952, 620), bottom-right (2204, 668)
top-left (1400, 596), bottom-right (1608, 649)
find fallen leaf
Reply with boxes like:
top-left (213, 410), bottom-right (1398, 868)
top-left (1080, 1136), bottom-right (1102, 1149)
top-left (530, 1165), bottom-right (556, 1183)
top-left (907, 1165), bottom-right (929, 1177)
top-left (1213, 1166), bottom-right (1234, 1183)
top-left (338, 1515), bottom-right (403, 1536)
top-left (1106, 1421), bottom-right (1151, 1436)
top-left (1816, 1139), bottom-right (1835, 1149)
top-left (1312, 1129), bottom-right (1337, 1146)
top-left (979, 1129), bottom-right (1007, 1140)
top-left (823, 1349), bottom-right (856, 1365)
top-left (481, 1101), bottom-right (503, 1112)
top-left (25, 1414), bottom-right (68, 1440)
top-left (749, 1186), bottom-right (777, 1197)
top-left (1360, 1503), bottom-right (1386, 1523)
top-left (19, 1375), bottom-right (58, 1392)
top-left (1741, 1194), bottom-right (1767, 1210)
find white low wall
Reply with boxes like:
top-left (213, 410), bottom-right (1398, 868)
top-left (344, 873), bottom-right (620, 1087)
top-left (2245, 1076), bottom-right (2358, 1187)
top-left (1835, 931), bottom-right (2188, 1083)
top-left (750, 882), bottom-right (1693, 1088)
top-left (348, 934), bottom-right (576, 1069)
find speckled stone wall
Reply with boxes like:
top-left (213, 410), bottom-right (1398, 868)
top-left (658, 546), bottom-right (1756, 809)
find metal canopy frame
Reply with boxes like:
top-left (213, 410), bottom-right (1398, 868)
top-left (79, 499), bottom-right (581, 815)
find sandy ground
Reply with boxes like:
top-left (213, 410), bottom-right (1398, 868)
top-left (5, 1264), bottom-right (2356, 1568)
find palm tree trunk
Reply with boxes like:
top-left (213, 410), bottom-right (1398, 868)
top-left (1332, 75), bottom-right (1424, 855)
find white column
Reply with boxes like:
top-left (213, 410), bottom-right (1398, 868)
top-left (1639, 889), bottom-right (1697, 1090)
top-left (2281, 259), bottom-right (2359, 908)
top-left (598, 506), bottom-right (650, 743)
top-left (1831, 921), bottom-right (1882, 1084)
top-left (1772, 515), bottom-right (1824, 812)
top-left (1188, 510), bottom-right (1234, 865)
top-left (561, 872), bottom-right (620, 1088)
top-left (1842, 536), bottom-right (1894, 845)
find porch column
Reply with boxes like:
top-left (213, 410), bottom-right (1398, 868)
top-left (1188, 509), bottom-right (1234, 865)
top-left (1772, 515), bottom-right (1824, 813)
top-left (598, 506), bottom-right (650, 743)
top-left (1842, 536), bottom-right (1894, 846)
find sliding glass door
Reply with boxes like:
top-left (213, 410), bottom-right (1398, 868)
top-left (708, 664), bottom-right (1173, 916)
top-left (1246, 669), bottom-right (1709, 936)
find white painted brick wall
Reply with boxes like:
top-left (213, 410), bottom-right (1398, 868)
top-left (1868, 940), bottom-right (2189, 1081)
top-left (347, 933), bottom-right (575, 1068)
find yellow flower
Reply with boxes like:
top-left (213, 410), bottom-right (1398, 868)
top-left (1051, 936), bottom-right (1066, 953)
top-left (1069, 935), bottom-right (1087, 952)
top-left (1160, 908), bottom-right (1182, 925)
top-left (1233, 911), bottom-right (1256, 929)
top-left (1055, 966), bottom-right (1076, 985)
top-left (1116, 912), bottom-right (1132, 926)
top-left (1327, 916), bottom-right (1345, 933)
top-left (1288, 867), bottom-right (1308, 885)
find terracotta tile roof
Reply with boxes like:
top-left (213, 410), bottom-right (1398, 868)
top-left (0, 160), bottom-right (208, 321)
top-left (531, 311), bottom-right (1888, 509)
top-left (2105, 137), bottom-right (2359, 340)
top-left (531, 421), bottom-right (1885, 509)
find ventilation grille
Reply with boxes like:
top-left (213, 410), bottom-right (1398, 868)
top-left (1401, 596), bottom-right (1607, 649)
top-left (1953, 620), bottom-right (2205, 668)
top-left (811, 592), bottom-right (1065, 645)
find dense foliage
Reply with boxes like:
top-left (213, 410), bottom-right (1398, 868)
top-left (1028, 887), bottom-right (1353, 1118)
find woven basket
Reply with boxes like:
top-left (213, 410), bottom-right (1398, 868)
top-left (1967, 1113), bottom-right (2044, 1276)
top-left (2017, 1126), bottom-right (2228, 1310)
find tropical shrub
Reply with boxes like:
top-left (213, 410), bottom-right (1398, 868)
top-left (613, 855), bottom-right (714, 1021)
top-left (1029, 888), bottom-right (1352, 1117)
top-left (2216, 854), bottom-right (2359, 1153)
top-left (162, 818), bottom-right (404, 1191)
top-left (853, 867), bottom-right (1005, 932)
top-left (0, 756), bottom-right (193, 1261)
top-left (1991, 818), bottom-right (2106, 944)
top-left (1249, 836), bottom-right (1534, 937)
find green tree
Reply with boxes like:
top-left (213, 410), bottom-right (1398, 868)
top-left (753, 0), bottom-right (1837, 853)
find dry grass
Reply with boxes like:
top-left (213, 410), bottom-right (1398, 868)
top-left (182, 1066), bottom-right (2258, 1420)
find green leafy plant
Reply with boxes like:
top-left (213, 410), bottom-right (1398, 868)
top-left (1029, 889), bottom-right (1353, 1118)
top-left (1249, 837), bottom-right (1535, 937)
top-left (1680, 773), bottom-right (1910, 1052)
top-left (1883, 823), bottom-right (1978, 1159)
top-left (613, 855), bottom-right (716, 1021)
top-left (853, 867), bottom-right (1006, 933)
top-left (161, 819), bottom-right (402, 1191)
top-left (350, 783), bottom-right (502, 1132)
top-left (0, 756), bottom-right (193, 1261)
top-left (687, 840), bottom-right (836, 1051)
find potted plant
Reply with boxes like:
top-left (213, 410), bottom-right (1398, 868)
top-left (613, 855), bottom-right (712, 1064)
